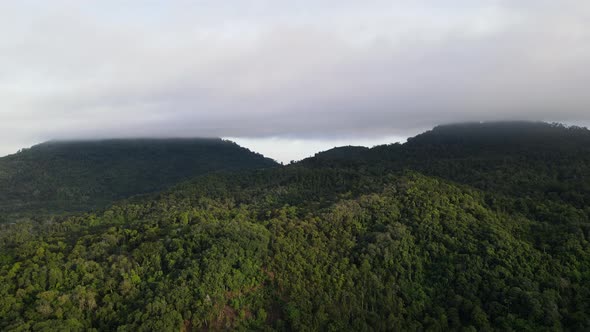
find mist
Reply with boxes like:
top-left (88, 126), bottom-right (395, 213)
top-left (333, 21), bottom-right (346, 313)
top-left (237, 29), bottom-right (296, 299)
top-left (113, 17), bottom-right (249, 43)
top-left (1, 1), bottom-right (589, 161)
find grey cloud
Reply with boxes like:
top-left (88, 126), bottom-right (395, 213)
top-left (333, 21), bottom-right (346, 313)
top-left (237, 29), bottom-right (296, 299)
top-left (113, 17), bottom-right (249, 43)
top-left (1, 1), bottom-right (589, 156)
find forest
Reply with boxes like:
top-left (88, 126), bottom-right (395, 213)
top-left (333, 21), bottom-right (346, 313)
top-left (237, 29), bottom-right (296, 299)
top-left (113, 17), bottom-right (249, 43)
top-left (0, 138), bottom-right (277, 218)
top-left (0, 122), bottom-right (589, 331)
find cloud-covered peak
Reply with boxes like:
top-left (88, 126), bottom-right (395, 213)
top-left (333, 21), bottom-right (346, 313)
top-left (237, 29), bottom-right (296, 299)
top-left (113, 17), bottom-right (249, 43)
top-left (1, 1), bottom-right (589, 159)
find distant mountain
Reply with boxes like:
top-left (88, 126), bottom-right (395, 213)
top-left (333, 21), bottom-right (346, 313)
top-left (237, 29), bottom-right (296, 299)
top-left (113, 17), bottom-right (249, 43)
top-left (404, 121), bottom-right (590, 156)
top-left (312, 145), bottom-right (369, 161)
top-left (306, 121), bottom-right (590, 162)
top-left (0, 138), bottom-right (277, 215)
top-left (304, 121), bottom-right (590, 207)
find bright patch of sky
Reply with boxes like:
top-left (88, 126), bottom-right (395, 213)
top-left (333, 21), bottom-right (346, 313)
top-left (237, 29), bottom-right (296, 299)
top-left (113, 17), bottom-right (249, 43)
top-left (227, 135), bottom-right (408, 164)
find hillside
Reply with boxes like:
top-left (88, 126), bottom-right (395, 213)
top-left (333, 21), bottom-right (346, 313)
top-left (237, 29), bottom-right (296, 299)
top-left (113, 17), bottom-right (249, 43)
top-left (0, 122), bottom-right (589, 330)
top-left (0, 138), bottom-right (277, 217)
top-left (306, 122), bottom-right (590, 207)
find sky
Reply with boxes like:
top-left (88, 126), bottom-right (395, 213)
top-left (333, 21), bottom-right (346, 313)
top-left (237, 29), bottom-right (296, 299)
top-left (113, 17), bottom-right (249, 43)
top-left (1, 1), bottom-right (589, 163)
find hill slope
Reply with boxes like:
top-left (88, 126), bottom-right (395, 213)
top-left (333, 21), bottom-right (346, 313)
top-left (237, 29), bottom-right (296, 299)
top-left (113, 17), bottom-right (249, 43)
top-left (0, 121), bottom-right (589, 330)
top-left (0, 138), bottom-right (277, 215)
top-left (307, 121), bottom-right (590, 207)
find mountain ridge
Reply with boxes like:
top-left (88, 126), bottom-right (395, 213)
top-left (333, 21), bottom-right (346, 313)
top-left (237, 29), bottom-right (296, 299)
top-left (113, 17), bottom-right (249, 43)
top-left (0, 138), bottom-right (278, 216)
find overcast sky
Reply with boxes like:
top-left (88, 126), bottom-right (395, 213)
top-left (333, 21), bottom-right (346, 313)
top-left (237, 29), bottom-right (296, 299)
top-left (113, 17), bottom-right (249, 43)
top-left (1, 1), bottom-right (589, 162)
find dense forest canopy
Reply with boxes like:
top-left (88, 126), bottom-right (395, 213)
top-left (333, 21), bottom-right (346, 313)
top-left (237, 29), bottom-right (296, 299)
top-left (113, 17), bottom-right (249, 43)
top-left (306, 122), bottom-right (590, 207)
top-left (0, 138), bottom-right (277, 218)
top-left (1, 121), bottom-right (589, 331)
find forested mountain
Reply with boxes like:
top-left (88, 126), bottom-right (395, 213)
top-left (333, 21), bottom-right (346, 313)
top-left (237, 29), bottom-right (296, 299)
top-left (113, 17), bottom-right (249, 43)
top-left (307, 122), bottom-right (590, 207)
top-left (1, 122), bottom-right (589, 331)
top-left (0, 138), bottom-right (277, 217)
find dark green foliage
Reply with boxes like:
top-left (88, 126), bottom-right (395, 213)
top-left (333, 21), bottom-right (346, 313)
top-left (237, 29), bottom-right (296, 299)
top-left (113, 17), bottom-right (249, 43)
top-left (0, 138), bottom-right (277, 216)
top-left (1, 121), bottom-right (590, 330)
top-left (306, 122), bottom-right (590, 208)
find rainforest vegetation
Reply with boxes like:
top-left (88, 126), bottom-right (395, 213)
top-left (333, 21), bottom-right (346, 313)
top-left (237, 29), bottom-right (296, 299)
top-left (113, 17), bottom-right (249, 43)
top-left (0, 122), bottom-right (589, 331)
top-left (0, 138), bottom-right (277, 217)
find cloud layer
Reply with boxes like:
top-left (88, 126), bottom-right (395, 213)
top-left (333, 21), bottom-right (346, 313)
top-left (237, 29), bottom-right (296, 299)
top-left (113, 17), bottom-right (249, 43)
top-left (1, 1), bottom-right (590, 157)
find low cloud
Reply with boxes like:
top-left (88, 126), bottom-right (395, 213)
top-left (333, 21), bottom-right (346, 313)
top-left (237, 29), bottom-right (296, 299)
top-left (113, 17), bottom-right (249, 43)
top-left (1, 1), bottom-right (589, 157)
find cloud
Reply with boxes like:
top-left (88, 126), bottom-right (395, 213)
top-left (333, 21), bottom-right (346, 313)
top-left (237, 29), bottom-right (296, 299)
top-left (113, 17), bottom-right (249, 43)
top-left (1, 1), bottom-right (589, 157)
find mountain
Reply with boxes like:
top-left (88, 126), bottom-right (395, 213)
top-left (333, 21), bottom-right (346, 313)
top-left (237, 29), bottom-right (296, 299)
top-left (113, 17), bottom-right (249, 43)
top-left (305, 121), bottom-right (590, 207)
top-left (0, 122), bottom-right (589, 331)
top-left (312, 145), bottom-right (370, 161)
top-left (0, 138), bottom-right (277, 216)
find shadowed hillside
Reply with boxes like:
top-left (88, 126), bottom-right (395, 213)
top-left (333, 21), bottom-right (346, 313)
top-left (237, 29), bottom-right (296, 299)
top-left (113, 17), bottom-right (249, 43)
top-left (0, 138), bottom-right (277, 216)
